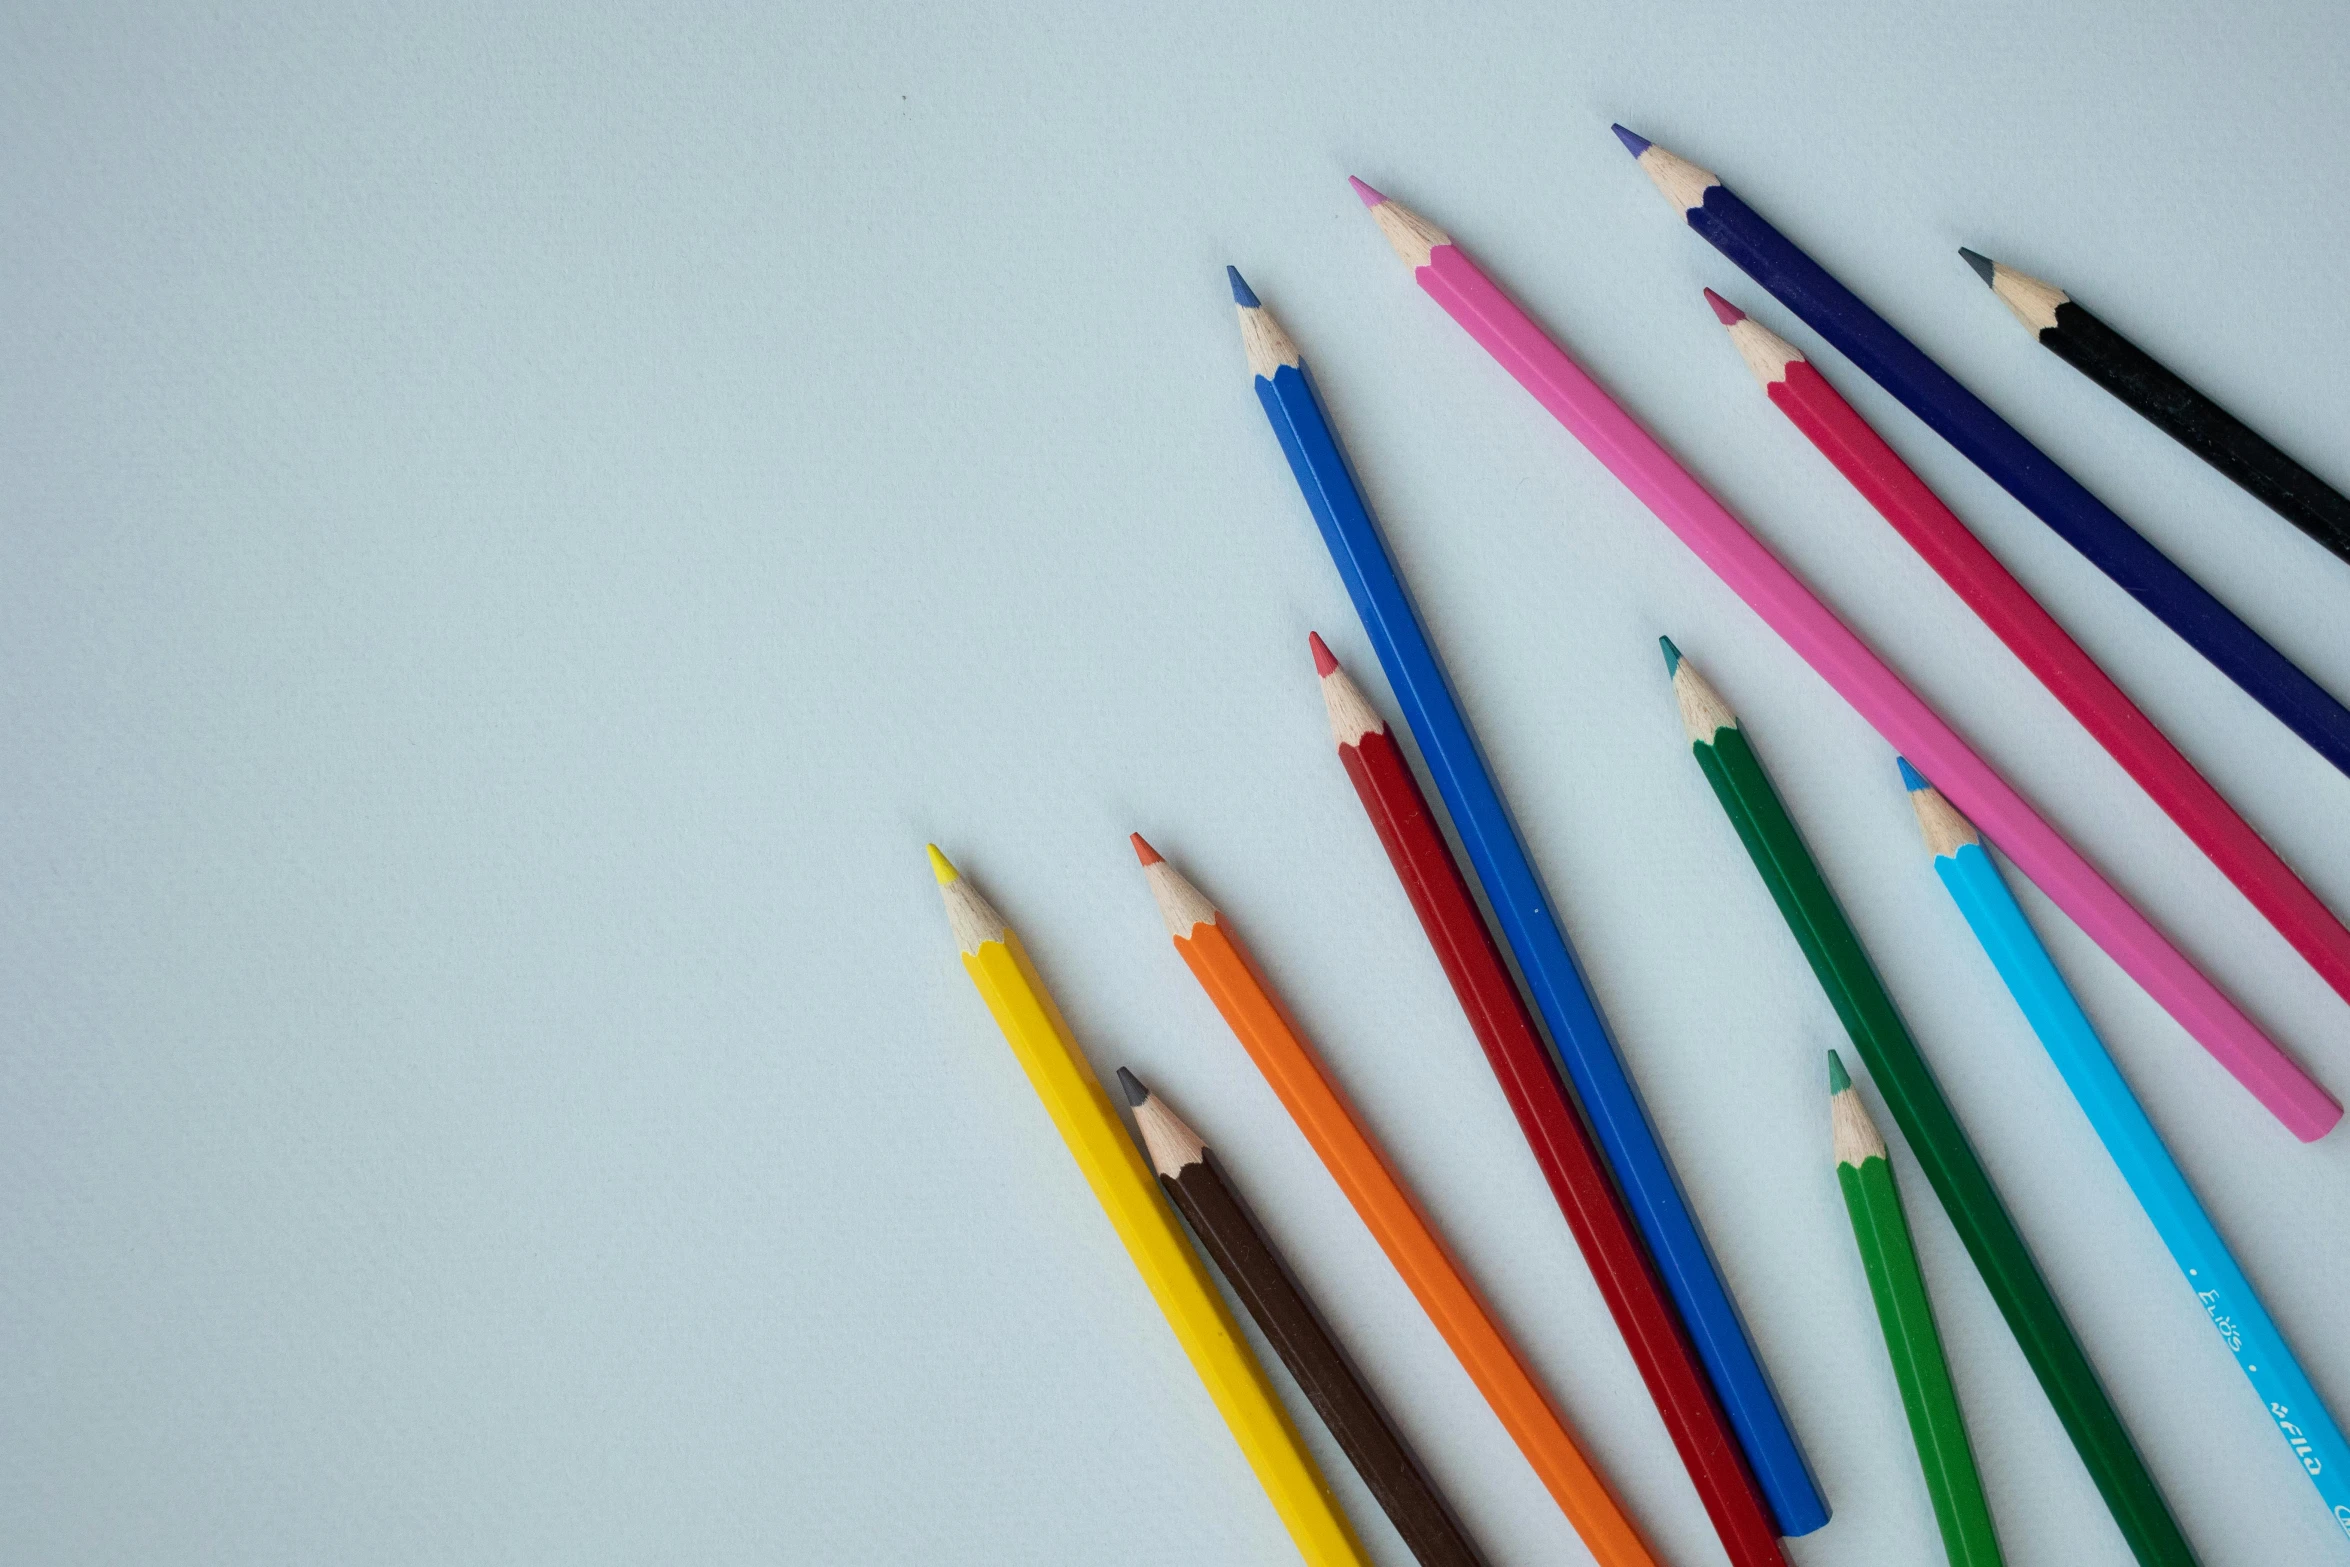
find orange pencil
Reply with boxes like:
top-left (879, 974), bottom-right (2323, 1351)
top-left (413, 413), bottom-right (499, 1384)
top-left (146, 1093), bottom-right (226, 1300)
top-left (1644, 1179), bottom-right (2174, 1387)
top-left (1131, 835), bottom-right (1658, 1567)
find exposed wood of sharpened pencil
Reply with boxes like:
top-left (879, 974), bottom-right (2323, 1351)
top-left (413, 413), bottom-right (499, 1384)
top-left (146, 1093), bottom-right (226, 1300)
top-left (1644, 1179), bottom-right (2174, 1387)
top-left (1308, 637), bottom-right (1794, 1563)
top-left (1232, 259), bottom-right (1828, 1540)
top-left (1132, 829), bottom-right (1663, 1567)
top-left (1653, 642), bottom-right (2194, 1567)
top-left (1897, 762), bottom-right (2350, 1537)
top-left (1959, 250), bottom-right (2350, 566)
top-left (927, 846), bottom-right (1372, 1566)
top-left (1614, 125), bottom-right (2350, 787)
top-left (1349, 173), bottom-right (2335, 1144)
top-left (1119, 1069), bottom-right (1493, 1567)
top-left (1827, 1050), bottom-right (2005, 1567)
top-left (1699, 286), bottom-right (2350, 1020)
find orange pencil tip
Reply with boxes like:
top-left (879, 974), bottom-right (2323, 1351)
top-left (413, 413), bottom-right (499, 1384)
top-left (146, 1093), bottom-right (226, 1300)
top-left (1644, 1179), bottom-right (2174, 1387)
top-left (1130, 832), bottom-right (1163, 867)
top-left (1308, 631), bottom-right (1340, 677)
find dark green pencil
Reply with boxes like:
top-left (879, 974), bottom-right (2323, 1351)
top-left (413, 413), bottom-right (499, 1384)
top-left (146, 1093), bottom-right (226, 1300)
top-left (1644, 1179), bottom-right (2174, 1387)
top-left (1663, 637), bottom-right (2194, 1565)
top-left (1830, 1050), bottom-right (2004, 1566)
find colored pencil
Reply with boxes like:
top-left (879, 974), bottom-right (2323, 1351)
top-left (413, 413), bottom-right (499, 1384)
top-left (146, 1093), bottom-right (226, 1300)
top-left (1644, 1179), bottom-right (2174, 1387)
top-left (1130, 835), bottom-right (1661, 1567)
top-left (1958, 249), bottom-right (2350, 568)
top-left (1899, 762), bottom-right (2350, 1541)
top-left (1655, 649), bottom-right (2196, 1567)
top-left (1701, 287), bottom-right (2350, 1018)
top-left (1346, 178), bottom-right (2337, 1144)
top-left (1228, 264), bottom-right (1828, 1539)
top-left (927, 846), bottom-right (1370, 1566)
top-left (1613, 126), bottom-right (2350, 782)
top-left (1306, 637), bottom-right (1795, 1561)
top-left (1827, 1050), bottom-right (2004, 1567)
top-left (1118, 1069), bottom-right (1494, 1567)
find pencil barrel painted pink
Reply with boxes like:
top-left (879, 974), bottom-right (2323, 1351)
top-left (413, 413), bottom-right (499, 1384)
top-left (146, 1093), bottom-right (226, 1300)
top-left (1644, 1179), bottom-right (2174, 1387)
top-left (1396, 226), bottom-right (2337, 1141)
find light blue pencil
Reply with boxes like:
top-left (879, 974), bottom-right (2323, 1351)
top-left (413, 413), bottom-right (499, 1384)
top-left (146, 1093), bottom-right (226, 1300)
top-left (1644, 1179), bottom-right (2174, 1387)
top-left (1898, 758), bottom-right (2350, 1541)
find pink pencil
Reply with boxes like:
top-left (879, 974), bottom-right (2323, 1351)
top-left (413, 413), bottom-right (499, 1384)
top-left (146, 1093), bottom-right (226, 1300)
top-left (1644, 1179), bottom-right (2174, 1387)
top-left (1348, 176), bottom-right (2338, 1142)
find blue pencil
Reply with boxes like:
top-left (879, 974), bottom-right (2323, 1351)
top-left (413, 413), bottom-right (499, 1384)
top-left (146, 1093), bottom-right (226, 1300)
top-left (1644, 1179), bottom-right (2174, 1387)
top-left (1614, 127), bottom-right (2350, 783)
top-left (1226, 266), bottom-right (1829, 1538)
top-left (1898, 758), bottom-right (2350, 1542)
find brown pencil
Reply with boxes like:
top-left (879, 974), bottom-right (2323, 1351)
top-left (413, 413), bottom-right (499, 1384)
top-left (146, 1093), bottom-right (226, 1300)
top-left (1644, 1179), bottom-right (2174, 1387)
top-left (1119, 1068), bottom-right (1493, 1567)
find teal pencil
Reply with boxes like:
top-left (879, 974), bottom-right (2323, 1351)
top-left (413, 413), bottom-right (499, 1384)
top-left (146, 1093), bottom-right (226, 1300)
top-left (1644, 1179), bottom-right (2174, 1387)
top-left (1899, 759), bottom-right (2350, 1542)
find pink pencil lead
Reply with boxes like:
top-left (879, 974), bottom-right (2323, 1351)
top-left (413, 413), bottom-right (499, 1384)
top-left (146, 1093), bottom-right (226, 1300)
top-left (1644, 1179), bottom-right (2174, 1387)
top-left (1703, 288), bottom-right (1746, 326)
top-left (1346, 175), bottom-right (1387, 208)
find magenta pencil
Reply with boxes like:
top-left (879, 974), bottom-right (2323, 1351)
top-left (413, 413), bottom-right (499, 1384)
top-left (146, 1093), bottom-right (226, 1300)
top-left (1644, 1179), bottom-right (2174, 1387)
top-left (1702, 288), bottom-right (2350, 1022)
top-left (1347, 177), bottom-right (2338, 1143)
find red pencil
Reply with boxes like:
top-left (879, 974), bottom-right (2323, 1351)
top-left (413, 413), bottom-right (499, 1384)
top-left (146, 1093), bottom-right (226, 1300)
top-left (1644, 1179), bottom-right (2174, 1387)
top-left (1704, 288), bottom-right (2350, 1016)
top-left (1310, 632), bottom-right (1790, 1566)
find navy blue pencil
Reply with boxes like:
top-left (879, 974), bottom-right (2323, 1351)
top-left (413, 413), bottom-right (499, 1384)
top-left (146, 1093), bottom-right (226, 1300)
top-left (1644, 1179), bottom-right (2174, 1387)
top-left (1226, 266), bottom-right (1829, 1543)
top-left (1614, 127), bottom-right (2350, 782)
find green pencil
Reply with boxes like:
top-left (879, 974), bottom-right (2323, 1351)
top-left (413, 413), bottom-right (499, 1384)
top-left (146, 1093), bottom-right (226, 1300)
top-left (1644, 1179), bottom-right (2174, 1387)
top-left (1830, 1050), bottom-right (2004, 1566)
top-left (1663, 638), bottom-right (2192, 1566)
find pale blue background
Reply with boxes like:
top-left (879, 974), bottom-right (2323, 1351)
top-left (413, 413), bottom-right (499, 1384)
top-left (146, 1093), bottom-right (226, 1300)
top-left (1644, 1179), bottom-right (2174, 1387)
top-left (5, 2), bottom-right (2347, 1563)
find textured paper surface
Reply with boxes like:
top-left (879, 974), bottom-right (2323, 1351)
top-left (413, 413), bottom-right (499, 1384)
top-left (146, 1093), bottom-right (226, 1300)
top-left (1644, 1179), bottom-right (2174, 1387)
top-left (3, 2), bottom-right (2347, 1563)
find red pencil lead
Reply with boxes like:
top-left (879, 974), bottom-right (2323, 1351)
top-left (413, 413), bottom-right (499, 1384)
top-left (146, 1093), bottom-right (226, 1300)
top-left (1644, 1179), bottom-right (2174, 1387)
top-left (1346, 175), bottom-right (1386, 208)
top-left (1308, 631), bottom-right (1340, 677)
top-left (1703, 288), bottom-right (1745, 326)
top-left (1129, 832), bottom-right (1163, 867)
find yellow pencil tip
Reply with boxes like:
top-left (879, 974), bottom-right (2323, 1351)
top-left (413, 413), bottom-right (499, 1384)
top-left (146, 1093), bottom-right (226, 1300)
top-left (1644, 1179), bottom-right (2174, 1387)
top-left (926, 843), bottom-right (959, 885)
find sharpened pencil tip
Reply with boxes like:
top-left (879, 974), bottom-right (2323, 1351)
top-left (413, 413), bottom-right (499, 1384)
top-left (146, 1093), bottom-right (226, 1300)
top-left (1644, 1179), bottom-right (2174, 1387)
top-left (1611, 124), bottom-right (1652, 158)
top-left (1959, 248), bottom-right (1996, 288)
top-left (1116, 1065), bottom-right (1149, 1107)
top-left (1659, 635), bottom-right (1682, 674)
top-left (1130, 832), bottom-right (1164, 868)
top-left (1702, 288), bottom-right (1745, 326)
top-left (1827, 1049), bottom-right (1851, 1095)
top-left (1309, 631), bottom-right (1339, 677)
top-left (1896, 757), bottom-right (1930, 793)
top-left (1226, 265), bottom-right (1260, 309)
top-left (1347, 175), bottom-right (1386, 207)
top-left (926, 844), bottom-right (959, 885)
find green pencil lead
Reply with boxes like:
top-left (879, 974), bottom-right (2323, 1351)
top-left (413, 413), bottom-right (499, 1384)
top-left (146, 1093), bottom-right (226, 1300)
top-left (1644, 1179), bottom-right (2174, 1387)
top-left (1827, 1048), bottom-right (1851, 1095)
top-left (1660, 634), bottom-right (1683, 675)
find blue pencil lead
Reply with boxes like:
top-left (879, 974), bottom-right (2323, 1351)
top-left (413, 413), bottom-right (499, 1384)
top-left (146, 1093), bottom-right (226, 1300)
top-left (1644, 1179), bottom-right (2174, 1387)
top-left (1896, 756), bottom-right (1931, 793)
top-left (1611, 123), bottom-right (1652, 158)
top-left (1226, 266), bottom-right (1260, 309)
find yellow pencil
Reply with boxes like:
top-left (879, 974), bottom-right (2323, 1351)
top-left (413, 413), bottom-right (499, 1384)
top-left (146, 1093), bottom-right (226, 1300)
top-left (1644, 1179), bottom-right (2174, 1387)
top-left (928, 846), bottom-right (1370, 1566)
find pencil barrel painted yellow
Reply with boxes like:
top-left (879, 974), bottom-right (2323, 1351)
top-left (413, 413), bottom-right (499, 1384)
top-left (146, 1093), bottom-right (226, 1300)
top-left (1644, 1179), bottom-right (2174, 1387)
top-left (953, 921), bottom-right (1371, 1567)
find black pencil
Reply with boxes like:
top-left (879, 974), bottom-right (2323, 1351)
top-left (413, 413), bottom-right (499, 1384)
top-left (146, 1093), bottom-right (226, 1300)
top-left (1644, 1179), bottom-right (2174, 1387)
top-left (1961, 249), bottom-right (2350, 567)
top-left (1118, 1068), bottom-right (1492, 1567)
